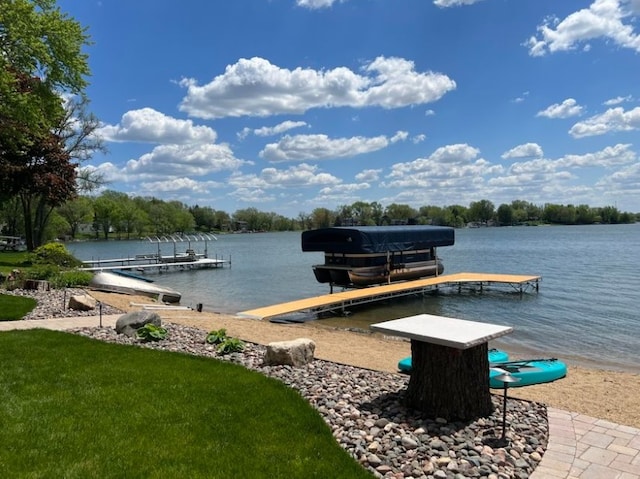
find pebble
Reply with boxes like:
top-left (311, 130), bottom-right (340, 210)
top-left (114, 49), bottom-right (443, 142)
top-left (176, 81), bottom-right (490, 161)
top-left (8, 288), bottom-right (550, 479)
top-left (4, 288), bottom-right (122, 319)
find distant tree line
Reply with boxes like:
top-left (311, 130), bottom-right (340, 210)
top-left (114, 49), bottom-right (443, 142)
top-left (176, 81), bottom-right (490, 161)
top-left (1, 192), bottom-right (636, 244)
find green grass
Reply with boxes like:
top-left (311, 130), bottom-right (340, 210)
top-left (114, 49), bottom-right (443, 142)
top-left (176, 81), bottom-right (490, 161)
top-left (0, 294), bottom-right (37, 321)
top-left (0, 251), bottom-right (32, 272)
top-left (0, 330), bottom-right (373, 478)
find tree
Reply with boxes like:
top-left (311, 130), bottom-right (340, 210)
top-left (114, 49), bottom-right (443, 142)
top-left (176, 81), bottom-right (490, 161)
top-left (497, 204), bottom-right (514, 226)
top-left (1, 0), bottom-right (92, 249)
top-left (310, 207), bottom-right (334, 229)
top-left (57, 196), bottom-right (93, 238)
top-left (468, 199), bottom-right (495, 225)
top-left (191, 205), bottom-right (218, 232)
top-left (0, 0), bottom-right (89, 143)
top-left (384, 203), bottom-right (417, 223)
top-left (443, 204), bottom-right (467, 227)
top-left (93, 191), bottom-right (123, 240)
top-left (7, 131), bottom-right (77, 249)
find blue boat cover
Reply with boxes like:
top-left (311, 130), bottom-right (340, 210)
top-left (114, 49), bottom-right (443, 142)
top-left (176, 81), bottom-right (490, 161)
top-left (301, 226), bottom-right (455, 254)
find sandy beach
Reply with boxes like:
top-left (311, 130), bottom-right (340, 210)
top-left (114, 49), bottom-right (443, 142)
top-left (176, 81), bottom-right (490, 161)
top-left (91, 291), bottom-right (640, 429)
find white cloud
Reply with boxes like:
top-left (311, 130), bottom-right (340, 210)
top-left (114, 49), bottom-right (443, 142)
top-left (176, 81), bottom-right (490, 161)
top-left (412, 134), bottom-right (426, 144)
top-left (501, 143), bottom-right (544, 160)
top-left (229, 187), bottom-right (276, 204)
top-left (228, 163), bottom-right (341, 190)
top-left (238, 121), bottom-right (308, 140)
top-left (390, 131), bottom-right (409, 143)
top-left (512, 91), bottom-right (530, 104)
top-left (355, 169), bottom-right (382, 182)
top-left (434, 0), bottom-right (485, 7)
top-left (556, 143), bottom-right (637, 168)
top-left (253, 120), bottom-right (308, 137)
top-left (318, 183), bottom-right (369, 195)
top-left (259, 133), bottom-right (393, 162)
top-left (525, 0), bottom-right (640, 57)
top-left (124, 143), bottom-right (249, 179)
top-left (604, 95), bottom-right (633, 105)
top-left (179, 56), bottom-right (455, 119)
top-left (98, 108), bottom-right (217, 144)
top-left (569, 106), bottom-right (640, 137)
top-left (139, 177), bottom-right (218, 194)
top-left (536, 99), bottom-right (583, 119)
top-left (296, 0), bottom-right (344, 9)
top-left (597, 161), bottom-right (640, 189)
top-left (385, 144), bottom-right (503, 190)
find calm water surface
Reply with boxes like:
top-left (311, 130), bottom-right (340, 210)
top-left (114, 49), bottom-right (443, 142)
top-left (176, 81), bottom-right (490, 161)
top-left (67, 224), bottom-right (640, 372)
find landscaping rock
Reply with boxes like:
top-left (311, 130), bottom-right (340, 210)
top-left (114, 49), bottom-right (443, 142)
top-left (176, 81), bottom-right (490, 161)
top-left (68, 294), bottom-right (97, 311)
top-left (115, 310), bottom-right (161, 337)
top-left (263, 338), bottom-right (316, 367)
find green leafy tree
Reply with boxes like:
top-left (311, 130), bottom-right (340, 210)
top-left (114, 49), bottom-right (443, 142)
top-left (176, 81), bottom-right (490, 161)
top-left (497, 204), bottom-right (514, 226)
top-left (1, 1), bottom-right (93, 249)
top-left (598, 205), bottom-right (620, 224)
top-left (468, 199), bottom-right (495, 225)
top-left (0, 0), bottom-right (89, 147)
top-left (310, 207), bottom-right (335, 229)
top-left (575, 204), bottom-right (596, 225)
top-left (384, 203), bottom-right (417, 223)
top-left (444, 204), bottom-right (467, 227)
top-left (93, 191), bottom-right (123, 240)
top-left (190, 205), bottom-right (218, 232)
top-left (57, 196), bottom-right (93, 238)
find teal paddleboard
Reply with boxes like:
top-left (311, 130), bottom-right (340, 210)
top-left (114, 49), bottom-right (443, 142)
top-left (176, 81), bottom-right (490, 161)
top-left (489, 358), bottom-right (567, 388)
top-left (398, 348), bottom-right (509, 373)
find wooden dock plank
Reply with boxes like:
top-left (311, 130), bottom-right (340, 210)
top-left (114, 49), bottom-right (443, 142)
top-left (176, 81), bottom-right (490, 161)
top-left (237, 272), bottom-right (540, 320)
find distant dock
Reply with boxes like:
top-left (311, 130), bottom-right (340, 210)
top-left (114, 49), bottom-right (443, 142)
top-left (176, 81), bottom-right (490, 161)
top-left (237, 272), bottom-right (540, 321)
top-left (80, 234), bottom-right (230, 274)
top-left (80, 255), bottom-right (229, 273)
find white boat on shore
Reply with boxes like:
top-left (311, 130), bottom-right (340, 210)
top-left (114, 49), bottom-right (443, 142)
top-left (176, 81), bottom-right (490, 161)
top-left (89, 271), bottom-right (182, 303)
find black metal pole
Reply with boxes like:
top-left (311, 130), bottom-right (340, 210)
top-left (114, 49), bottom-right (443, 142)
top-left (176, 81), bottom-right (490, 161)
top-left (501, 383), bottom-right (508, 442)
top-left (99, 302), bottom-right (103, 328)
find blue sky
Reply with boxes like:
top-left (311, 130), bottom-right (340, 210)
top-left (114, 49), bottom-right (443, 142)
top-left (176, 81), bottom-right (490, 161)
top-left (59, 0), bottom-right (640, 215)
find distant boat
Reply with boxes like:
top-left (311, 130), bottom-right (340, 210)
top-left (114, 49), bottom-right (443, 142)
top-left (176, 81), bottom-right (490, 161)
top-left (89, 271), bottom-right (182, 303)
top-left (302, 225), bottom-right (455, 288)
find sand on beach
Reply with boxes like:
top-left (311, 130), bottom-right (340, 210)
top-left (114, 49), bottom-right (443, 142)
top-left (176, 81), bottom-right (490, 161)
top-left (90, 291), bottom-right (640, 429)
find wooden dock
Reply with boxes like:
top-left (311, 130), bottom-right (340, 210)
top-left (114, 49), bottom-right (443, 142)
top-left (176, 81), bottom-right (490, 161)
top-left (237, 272), bottom-right (540, 321)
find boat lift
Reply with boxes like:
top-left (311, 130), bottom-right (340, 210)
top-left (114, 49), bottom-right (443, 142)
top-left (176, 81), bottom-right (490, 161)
top-left (80, 233), bottom-right (230, 273)
top-left (146, 233), bottom-right (218, 261)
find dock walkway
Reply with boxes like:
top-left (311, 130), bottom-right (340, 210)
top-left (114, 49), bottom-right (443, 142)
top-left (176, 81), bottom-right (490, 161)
top-left (237, 272), bottom-right (540, 320)
top-left (80, 257), bottom-right (228, 273)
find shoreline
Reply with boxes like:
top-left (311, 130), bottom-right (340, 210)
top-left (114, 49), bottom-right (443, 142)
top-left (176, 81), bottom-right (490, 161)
top-left (86, 291), bottom-right (640, 430)
top-left (5, 287), bottom-right (639, 430)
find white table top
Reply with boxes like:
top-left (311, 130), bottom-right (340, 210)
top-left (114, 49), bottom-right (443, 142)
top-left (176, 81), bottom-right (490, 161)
top-left (370, 314), bottom-right (513, 349)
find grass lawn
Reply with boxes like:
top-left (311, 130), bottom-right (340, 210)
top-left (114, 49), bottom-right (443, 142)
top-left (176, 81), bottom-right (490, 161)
top-left (0, 294), bottom-right (37, 321)
top-left (0, 330), bottom-right (373, 478)
top-left (0, 251), bottom-right (31, 273)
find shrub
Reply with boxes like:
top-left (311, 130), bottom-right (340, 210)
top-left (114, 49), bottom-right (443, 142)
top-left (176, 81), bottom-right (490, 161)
top-left (27, 264), bottom-right (60, 281)
top-left (136, 324), bottom-right (168, 342)
top-left (30, 243), bottom-right (82, 268)
top-left (49, 270), bottom-right (93, 288)
top-left (217, 337), bottom-right (245, 355)
top-left (205, 328), bottom-right (227, 345)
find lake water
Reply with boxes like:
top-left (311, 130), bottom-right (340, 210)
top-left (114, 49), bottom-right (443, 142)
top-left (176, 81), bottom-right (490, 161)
top-left (67, 224), bottom-right (640, 373)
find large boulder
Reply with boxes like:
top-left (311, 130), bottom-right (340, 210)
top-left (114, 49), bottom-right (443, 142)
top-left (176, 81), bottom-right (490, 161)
top-left (263, 338), bottom-right (316, 367)
top-left (115, 311), bottom-right (162, 337)
top-left (68, 294), bottom-right (97, 311)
